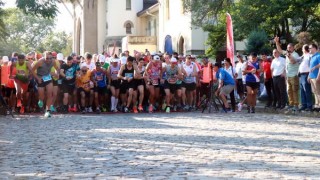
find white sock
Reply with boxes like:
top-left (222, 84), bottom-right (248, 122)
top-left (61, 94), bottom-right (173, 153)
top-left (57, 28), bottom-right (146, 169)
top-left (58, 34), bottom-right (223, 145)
top-left (111, 96), bottom-right (115, 110)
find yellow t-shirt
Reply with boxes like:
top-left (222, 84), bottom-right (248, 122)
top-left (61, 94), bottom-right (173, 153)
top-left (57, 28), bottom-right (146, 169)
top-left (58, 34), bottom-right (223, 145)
top-left (76, 71), bottom-right (91, 91)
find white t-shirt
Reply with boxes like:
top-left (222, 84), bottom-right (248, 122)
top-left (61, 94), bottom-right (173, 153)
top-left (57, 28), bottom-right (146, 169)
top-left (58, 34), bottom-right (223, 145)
top-left (81, 62), bottom-right (96, 71)
top-left (299, 53), bottom-right (311, 73)
top-left (235, 62), bottom-right (243, 80)
top-left (271, 56), bottom-right (286, 76)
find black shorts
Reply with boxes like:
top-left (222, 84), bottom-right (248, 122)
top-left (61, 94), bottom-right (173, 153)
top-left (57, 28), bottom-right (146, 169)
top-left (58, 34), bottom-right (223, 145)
top-left (3, 87), bottom-right (16, 98)
top-left (52, 80), bottom-right (58, 86)
top-left (163, 81), bottom-right (181, 94)
top-left (182, 82), bottom-right (196, 91)
top-left (120, 80), bottom-right (136, 94)
top-left (236, 79), bottom-right (244, 94)
top-left (135, 79), bottom-right (145, 87)
top-left (110, 80), bottom-right (120, 89)
top-left (37, 80), bottom-right (52, 88)
top-left (62, 84), bottom-right (75, 94)
top-left (94, 86), bottom-right (107, 95)
top-left (77, 87), bottom-right (90, 97)
top-left (246, 81), bottom-right (260, 90)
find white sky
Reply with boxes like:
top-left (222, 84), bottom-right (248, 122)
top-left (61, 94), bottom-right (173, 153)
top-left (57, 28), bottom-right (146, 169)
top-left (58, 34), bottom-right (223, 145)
top-left (2, 0), bottom-right (73, 33)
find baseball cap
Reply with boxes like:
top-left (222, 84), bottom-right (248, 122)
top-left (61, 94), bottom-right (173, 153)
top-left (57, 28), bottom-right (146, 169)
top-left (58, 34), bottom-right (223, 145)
top-left (170, 57), bottom-right (177, 63)
top-left (57, 53), bottom-right (64, 61)
top-left (98, 55), bottom-right (106, 62)
top-left (2, 56), bottom-right (9, 63)
top-left (153, 55), bottom-right (160, 61)
top-left (80, 63), bottom-right (88, 69)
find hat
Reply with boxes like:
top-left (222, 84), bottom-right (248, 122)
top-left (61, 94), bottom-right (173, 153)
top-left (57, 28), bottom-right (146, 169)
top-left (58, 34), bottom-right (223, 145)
top-left (191, 55), bottom-right (196, 59)
top-left (57, 53), bottom-right (64, 61)
top-left (80, 63), bottom-right (88, 69)
top-left (153, 55), bottom-right (160, 61)
top-left (98, 55), bottom-right (106, 62)
top-left (111, 58), bottom-right (120, 63)
top-left (2, 56), bottom-right (9, 63)
top-left (170, 57), bottom-right (177, 63)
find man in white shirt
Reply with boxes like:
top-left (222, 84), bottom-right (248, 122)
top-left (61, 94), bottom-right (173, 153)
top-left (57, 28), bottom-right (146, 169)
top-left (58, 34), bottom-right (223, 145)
top-left (235, 55), bottom-right (244, 100)
top-left (271, 49), bottom-right (286, 109)
top-left (298, 44), bottom-right (312, 111)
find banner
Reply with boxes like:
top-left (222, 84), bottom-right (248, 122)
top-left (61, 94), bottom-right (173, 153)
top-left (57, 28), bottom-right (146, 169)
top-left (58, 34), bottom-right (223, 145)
top-left (226, 13), bottom-right (235, 66)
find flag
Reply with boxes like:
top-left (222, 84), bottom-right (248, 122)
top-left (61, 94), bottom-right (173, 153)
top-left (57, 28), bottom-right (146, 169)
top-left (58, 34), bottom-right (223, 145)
top-left (226, 13), bottom-right (235, 66)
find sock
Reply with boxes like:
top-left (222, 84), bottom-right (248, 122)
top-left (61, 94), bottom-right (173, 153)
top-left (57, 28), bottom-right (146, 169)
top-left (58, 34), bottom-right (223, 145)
top-left (111, 96), bottom-right (115, 110)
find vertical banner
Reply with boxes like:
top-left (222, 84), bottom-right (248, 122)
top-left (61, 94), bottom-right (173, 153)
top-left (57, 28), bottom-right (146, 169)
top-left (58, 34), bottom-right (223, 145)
top-left (226, 13), bottom-right (235, 66)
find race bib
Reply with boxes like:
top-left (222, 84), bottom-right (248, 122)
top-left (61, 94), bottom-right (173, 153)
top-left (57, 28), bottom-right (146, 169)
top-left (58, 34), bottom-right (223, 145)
top-left (57, 79), bottom-right (63, 85)
top-left (96, 75), bottom-right (103, 81)
top-left (125, 73), bottom-right (133, 78)
top-left (168, 77), bottom-right (177, 84)
top-left (151, 79), bottom-right (159, 86)
top-left (17, 70), bottom-right (26, 76)
top-left (42, 74), bottom-right (52, 82)
top-left (66, 70), bottom-right (74, 79)
top-left (184, 76), bottom-right (193, 83)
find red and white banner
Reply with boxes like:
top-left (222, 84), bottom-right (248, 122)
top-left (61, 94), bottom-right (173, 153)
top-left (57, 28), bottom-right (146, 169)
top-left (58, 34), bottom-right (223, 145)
top-left (226, 13), bottom-right (235, 66)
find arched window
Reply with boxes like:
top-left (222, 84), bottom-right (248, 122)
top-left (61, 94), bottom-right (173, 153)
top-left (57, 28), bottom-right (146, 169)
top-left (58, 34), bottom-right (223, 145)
top-left (124, 21), bottom-right (134, 34)
top-left (126, 23), bottom-right (132, 34)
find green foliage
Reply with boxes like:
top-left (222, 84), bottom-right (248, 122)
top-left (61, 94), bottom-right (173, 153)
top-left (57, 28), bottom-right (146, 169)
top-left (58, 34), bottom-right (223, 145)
top-left (183, 0), bottom-right (320, 56)
top-left (0, 8), bottom-right (71, 56)
top-left (245, 30), bottom-right (271, 54)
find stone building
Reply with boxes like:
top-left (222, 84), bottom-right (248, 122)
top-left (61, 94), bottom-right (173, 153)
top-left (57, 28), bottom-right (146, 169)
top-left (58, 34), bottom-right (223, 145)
top-left (72, 0), bottom-right (211, 55)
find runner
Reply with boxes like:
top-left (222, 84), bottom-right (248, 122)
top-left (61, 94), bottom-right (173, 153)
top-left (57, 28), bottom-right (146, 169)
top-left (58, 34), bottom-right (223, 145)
top-left (144, 55), bottom-right (162, 113)
top-left (76, 64), bottom-right (93, 113)
top-left (118, 56), bottom-right (139, 113)
top-left (60, 56), bottom-right (79, 113)
top-left (181, 56), bottom-right (198, 111)
top-left (161, 57), bottom-right (183, 113)
top-left (32, 51), bottom-right (60, 117)
top-left (108, 58), bottom-right (121, 112)
top-left (91, 62), bottom-right (108, 113)
top-left (133, 58), bottom-right (146, 113)
top-left (11, 54), bottom-right (32, 114)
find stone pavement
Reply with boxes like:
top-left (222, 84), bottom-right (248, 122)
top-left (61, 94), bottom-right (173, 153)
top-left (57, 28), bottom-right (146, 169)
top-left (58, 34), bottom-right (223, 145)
top-left (0, 112), bottom-right (320, 179)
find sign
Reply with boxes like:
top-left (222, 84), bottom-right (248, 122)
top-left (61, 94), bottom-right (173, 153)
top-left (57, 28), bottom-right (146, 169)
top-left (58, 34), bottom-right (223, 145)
top-left (128, 36), bottom-right (157, 44)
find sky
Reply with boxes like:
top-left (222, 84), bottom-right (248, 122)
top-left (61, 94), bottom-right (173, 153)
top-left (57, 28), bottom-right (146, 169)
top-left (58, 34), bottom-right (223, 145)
top-left (2, 0), bottom-right (73, 33)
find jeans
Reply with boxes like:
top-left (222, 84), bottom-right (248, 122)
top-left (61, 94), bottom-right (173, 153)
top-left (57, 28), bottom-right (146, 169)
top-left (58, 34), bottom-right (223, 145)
top-left (299, 74), bottom-right (312, 108)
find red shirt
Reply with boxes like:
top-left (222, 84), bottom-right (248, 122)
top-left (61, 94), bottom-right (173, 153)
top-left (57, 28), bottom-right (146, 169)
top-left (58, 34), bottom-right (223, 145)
top-left (262, 60), bottom-right (272, 80)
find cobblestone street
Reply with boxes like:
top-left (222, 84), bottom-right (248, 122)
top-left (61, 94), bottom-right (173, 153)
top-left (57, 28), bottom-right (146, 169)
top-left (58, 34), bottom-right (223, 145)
top-left (0, 112), bottom-right (320, 179)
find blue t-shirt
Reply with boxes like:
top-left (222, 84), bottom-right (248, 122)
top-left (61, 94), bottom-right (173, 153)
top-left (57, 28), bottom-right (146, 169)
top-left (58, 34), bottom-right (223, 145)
top-left (93, 70), bottom-right (107, 87)
top-left (309, 52), bottom-right (320, 79)
top-left (216, 68), bottom-right (235, 85)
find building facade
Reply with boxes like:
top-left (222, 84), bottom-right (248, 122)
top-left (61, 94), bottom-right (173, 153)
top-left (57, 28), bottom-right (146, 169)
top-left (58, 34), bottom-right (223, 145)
top-left (72, 0), bottom-right (210, 55)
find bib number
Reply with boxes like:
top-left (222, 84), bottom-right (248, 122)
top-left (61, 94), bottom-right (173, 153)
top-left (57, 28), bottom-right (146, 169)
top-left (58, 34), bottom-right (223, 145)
top-left (125, 73), bottom-right (133, 78)
top-left (151, 79), bottom-right (159, 86)
top-left (42, 74), bottom-right (52, 82)
top-left (184, 76), bottom-right (193, 83)
top-left (168, 77), bottom-right (177, 84)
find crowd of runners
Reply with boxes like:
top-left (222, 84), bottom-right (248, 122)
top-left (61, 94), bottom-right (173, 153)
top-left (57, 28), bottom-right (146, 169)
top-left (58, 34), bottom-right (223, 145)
top-left (0, 38), bottom-right (320, 117)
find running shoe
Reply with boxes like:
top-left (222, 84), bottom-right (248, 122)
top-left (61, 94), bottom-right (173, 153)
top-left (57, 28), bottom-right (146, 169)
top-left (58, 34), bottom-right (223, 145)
top-left (237, 103), bottom-right (243, 112)
top-left (124, 107), bottom-right (129, 113)
top-left (96, 107), bottom-right (101, 114)
top-left (165, 106), bottom-right (170, 113)
top-left (133, 106), bottom-right (138, 113)
top-left (20, 106), bottom-right (25, 114)
top-left (138, 104), bottom-right (143, 112)
top-left (87, 107), bottom-right (93, 113)
top-left (17, 99), bottom-right (22, 107)
top-left (38, 100), bottom-right (44, 108)
top-left (50, 105), bottom-right (56, 112)
top-left (148, 104), bottom-right (153, 113)
top-left (44, 111), bottom-right (51, 118)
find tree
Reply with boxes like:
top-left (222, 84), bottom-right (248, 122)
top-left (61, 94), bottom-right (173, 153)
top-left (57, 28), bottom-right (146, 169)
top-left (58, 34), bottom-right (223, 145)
top-left (245, 30), bottom-right (271, 54)
top-left (38, 31), bottom-right (72, 54)
top-left (183, 0), bottom-right (320, 56)
top-left (0, 8), bottom-right (56, 56)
